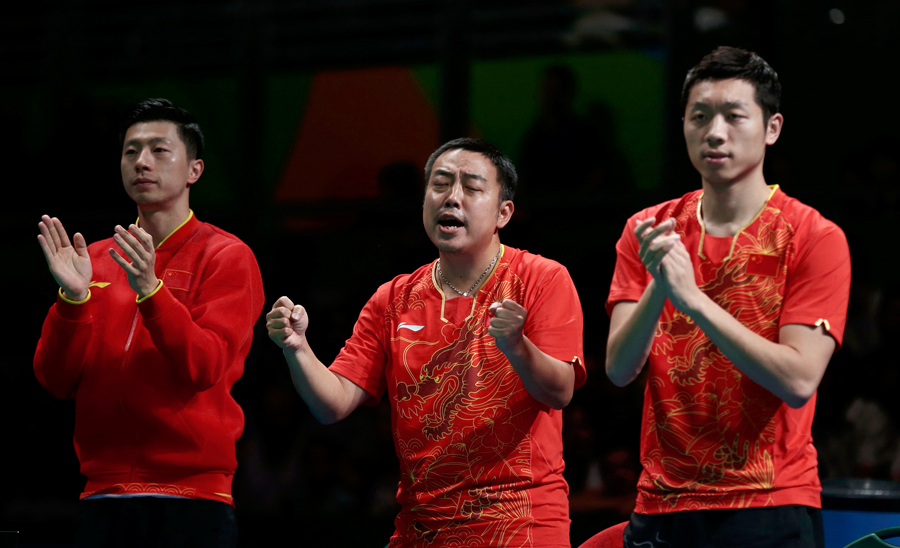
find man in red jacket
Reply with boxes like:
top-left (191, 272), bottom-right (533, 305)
top-left (34, 99), bottom-right (264, 548)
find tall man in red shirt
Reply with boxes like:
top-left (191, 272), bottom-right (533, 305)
top-left (606, 47), bottom-right (850, 547)
top-left (34, 99), bottom-right (265, 548)
top-left (267, 138), bottom-right (585, 547)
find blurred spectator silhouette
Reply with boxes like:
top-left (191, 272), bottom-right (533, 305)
top-left (814, 135), bottom-right (900, 484)
top-left (520, 65), bottom-right (632, 209)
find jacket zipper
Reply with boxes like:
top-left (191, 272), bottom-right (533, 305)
top-left (121, 308), bottom-right (141, 481)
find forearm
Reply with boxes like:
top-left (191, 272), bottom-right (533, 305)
top-left (505, 336), bottom-right (575, 409)
top-left (283, 343), bottom-right (362, 424)
top-left (33, 302), bottom-right (93, 398)
top-left (140, 286), bottom-right (240, 390)
top-left (685, 293), bottom-right (824, 408)
top-left (605, 280), bottom-right (667, 386)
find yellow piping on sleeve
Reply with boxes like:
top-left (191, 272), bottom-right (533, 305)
top-left (59, 287), bottom-right (91, 305)
top-left (136, 280), bottom-right (164, 303)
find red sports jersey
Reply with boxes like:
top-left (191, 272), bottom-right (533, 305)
top-left (331, 246), bottom-right (585, 548)
top-left (607, 186), bottom-right (850, 514)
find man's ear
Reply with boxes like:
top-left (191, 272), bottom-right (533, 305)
top-left (496, 200), bottom-right (514, 230)
top-left (765, 113), bottom-right (784, 146)
top-left (187, 159), bottom-right (205, 186)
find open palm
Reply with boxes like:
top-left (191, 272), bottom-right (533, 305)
top-left (38, 215), bottom-right (92, 300)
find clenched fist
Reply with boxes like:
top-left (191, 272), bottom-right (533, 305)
top-left (266, 296), bottom-right (310, 351)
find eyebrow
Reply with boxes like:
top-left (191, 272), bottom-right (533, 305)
top-left (691, 100), bottom-right (750, 110)
top-left (124, 136), bottom-right (173, 147)
top-left (432, 168), bottom-right (487, 182)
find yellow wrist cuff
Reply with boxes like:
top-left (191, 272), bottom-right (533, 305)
top-left (59, 287), bottom-right (91, 305)
top-left (136, 280), bottom-right (164, 303)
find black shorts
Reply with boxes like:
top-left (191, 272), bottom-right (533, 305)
top-left (76, 497), bottom-right (237, 548)
top-left (623, 505), bottom-right (824, 548)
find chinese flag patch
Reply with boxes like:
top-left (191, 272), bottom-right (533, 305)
top-left (164, 269), bottom-right (193, 291)
top-left (746, 253), bottom-right (780, 277)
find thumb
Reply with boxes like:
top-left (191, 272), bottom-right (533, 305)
top-left (74, 233), bottom-right (89, 257)
top-left (291, 304), bottom-right (306, 322)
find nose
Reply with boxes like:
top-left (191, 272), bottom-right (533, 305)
top-left (706, 114), bottom-right (727, 146)
top-left (134, 148), bottom-right (152, 171)
top-left (444, 181), bottom-right (463, 207)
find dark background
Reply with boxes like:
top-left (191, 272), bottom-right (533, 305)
top-left (2, 1), bottom-right (898, 546)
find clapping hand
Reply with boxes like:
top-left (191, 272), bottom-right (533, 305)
top-left (37, 215), bottom-right (92, 301)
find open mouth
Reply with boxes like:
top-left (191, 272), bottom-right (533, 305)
top-left (437, 214), bottom-right (464, 233)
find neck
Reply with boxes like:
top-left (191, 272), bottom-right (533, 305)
top-left (700, 173), bottom-right (772, 237)
top-left (438, 239), bottom-right (502, 298)
top-left (137, 204), bottom-right (191, 247)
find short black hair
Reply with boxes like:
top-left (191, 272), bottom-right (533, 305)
top-left (120, 98), bottom-right (204, 160)
top-left (424, 138), bottom-right (518, 202)
top-left (682, 46), bottom-right (782, 122)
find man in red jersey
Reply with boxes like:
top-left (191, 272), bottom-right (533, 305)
top-left (267, 138), bottom-right (585, 547)
top-left (35, 99), bottom-right (264, 548)
top-left (605, 47), bottom-right (850, 547)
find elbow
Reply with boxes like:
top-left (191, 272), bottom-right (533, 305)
top-left (189, 370), bottom-right (219, 392)
top-left (605, 357), bottom-right (636, 388)
top-left (547, 387), bottom-right (574, 410)
top-left (186, 354), bottom-right (228, 392)
top-left (782, 382), bottom-right (818, 409)
top-left (312, 408), bottom-right (346, 425)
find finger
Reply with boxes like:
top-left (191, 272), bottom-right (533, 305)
top-left (52, 217), bottom-right (72, 248)
top-left (644, 236), bottom-right (680, 271)
top-left (265, 316), bottom-right (290, 330)
top-left (43, 216), bottom-right (62, 250)
top-left (638, 220), bottom-right (675, 258)
top-left (265, 307), bottom-right (290, 321)
top-left (38, 218), bottom-right (57, 254)
top-left (273, 296), bottom-right (295, 310)
top-left (636, 217), bottom-right (674, 243)
top-left (646, 233), bottom-right (680, 253)
top-left (489, 302), bottom-right (501, 315)
top-left (291, 304), bottom-right (306, 321)
top-left (37, 234), bottom-right (55, 262)
top-left (129, 224), bottom-right (155, 250)
top-left (491, 307), bottom-right (521, 322)
top-left (113, 235), bottom-right (143, 268)
top-left (634, 217), bottom-right (656, 240)
top-left (488, 317), bottom-right (514, 331)
top-left (499, 299), bottom-right (526, 314)
top-left (108, 248), bottom-right (139, 276)
top-left (115, 226), bottom-right (147, 257)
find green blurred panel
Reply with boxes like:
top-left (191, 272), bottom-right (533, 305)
top-left (263, 73), bottom-right (313, 192)
top-left (471, 51), bottom-right (664, 190)
top-left (86, 79), bottom-right (240, 209)
top-left (410, 65), bottom-right (440, 113)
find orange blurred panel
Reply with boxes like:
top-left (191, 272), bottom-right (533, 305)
top-left (276, 67), bottom-right (439, 202)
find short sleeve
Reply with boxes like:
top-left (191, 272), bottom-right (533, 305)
top-left (329, 289), bottom-right (390, 401)
top-left (779, 222), bottom-right (851, 348)
top-left (606, 216), bottom-right (651, 316)
top-left (524, 264), bottom-right (587, 389)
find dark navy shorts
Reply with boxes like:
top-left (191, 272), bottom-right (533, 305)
top-left (623, 505), bottom-right (824, 548)
top-left (76, 497), bottom-right (237, 548)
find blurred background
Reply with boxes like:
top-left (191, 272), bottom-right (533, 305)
top-left (2, 0), bottom-right (898, 546)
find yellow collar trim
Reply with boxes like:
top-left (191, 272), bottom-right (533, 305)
top-left (136, 210), bottom-right (195, 249)
top-left (696, 185), bottom-right (778, 261)
top-left (433, 245), bottom-right (505, 323)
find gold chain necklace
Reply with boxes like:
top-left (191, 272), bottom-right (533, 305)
top-left (437, 247), bottom-right (501, 297)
